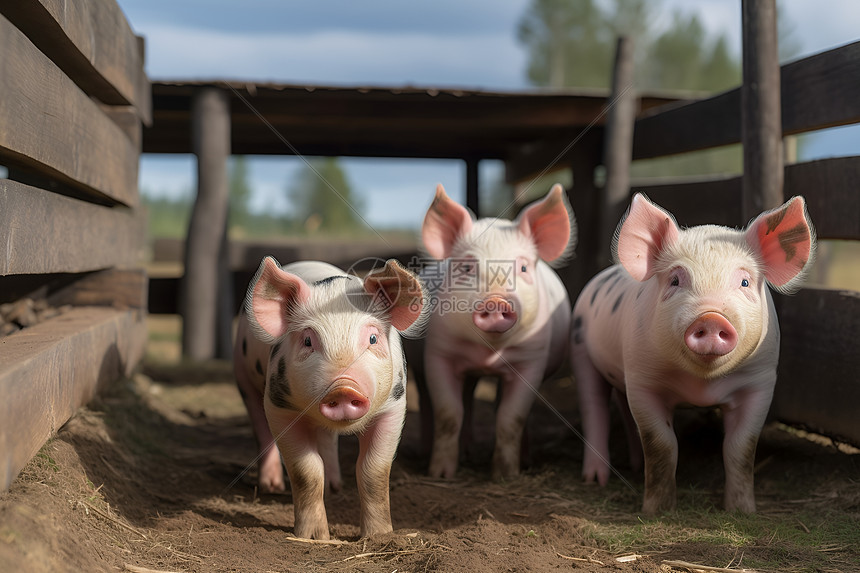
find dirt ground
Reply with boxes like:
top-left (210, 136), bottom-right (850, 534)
top-left (2, 348), bottom-right (858, 572)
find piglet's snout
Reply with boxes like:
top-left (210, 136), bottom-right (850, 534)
top-left (684, 312), bottom-right (738, 358)
top-left (472, 296), bottom-right (518, 333)
top-left (319, 380), bottom-right (370, 421)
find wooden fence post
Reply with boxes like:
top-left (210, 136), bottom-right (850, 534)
top-left (742, 0), bottom-right (783, 220)
top-left (565, 130), bottom-right (604, 301)
top-left (599, 36), bottom-right (637, 266)
top-left (465, 157), bottom-right (480, 218)
top-left (181, 87), bottom-right (231, 360)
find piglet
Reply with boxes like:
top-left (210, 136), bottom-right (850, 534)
top-left (233, 257), bottom-right (426, 539)
top-left (416, 184), bottom-right (575, 480)
top-left (572, 194), bottom-right (815, 514)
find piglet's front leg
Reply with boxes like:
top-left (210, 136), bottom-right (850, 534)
top-left (628, 386), bottom-right (678, 515)
top-left (268, 410), bottom-right (330, 540)
top-left (356, 406), bottom-right (405, 537)
top-left (721, 386), bottom-right (772, 513)
top-left (425, 353), bottom-right (464, 479)
top-left (492, 366), bottom-right (542, 480)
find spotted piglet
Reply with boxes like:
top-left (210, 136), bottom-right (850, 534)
top-left (417, 184), bottom-right (575, 480)
top-left (233, 258), bottom-right (426, 539)
top-left (572, 194), bottom-right (815, 514)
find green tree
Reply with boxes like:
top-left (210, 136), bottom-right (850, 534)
top-left (142, 190), bottom-right (193, 239)
top-left (517, 0), bottom-right (740, 93)
top-left (288, 157), bottom-right (365, 234)
top-left (643, 11), bottom-right (740, 92)
top-left (517, 0), bottom-right (610, 88)
top-left (518, 0), bottom-right (656, 89)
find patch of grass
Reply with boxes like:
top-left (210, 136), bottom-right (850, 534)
top-left (34, 450), bottom-right (60, 473)
top-left (579, 503), bottom-right (860, 571)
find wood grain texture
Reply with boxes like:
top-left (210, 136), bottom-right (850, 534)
top-left (0, 306), bottom-right (146, 491)
top-left (784, 157), bottom-right (860, 241)
top-left (47, 269), bottom-right (148, 310)
top-left (630, 175), bottom-right (743, 228)
top-left (772, 288), bottom-right (860, 445)
top-left (600, 36), bottom-right (637, 266)
top-left (0, 0), bottom-right (151, 123)
top-left (0, 180), bottom-right (145, 275)
top-left (633, 41), bottom-right (860, 160)
top-left (181, 88), bottom-right (231, 360)
top-left (741, 0), bottom-right (783, 218)
top-left (629, 155), bottom-right (860, 240)
top-left (0, 14), bottom-right (139, 207)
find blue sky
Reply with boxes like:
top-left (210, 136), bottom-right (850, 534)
top-left (117, 0), bottom-right (860, 229)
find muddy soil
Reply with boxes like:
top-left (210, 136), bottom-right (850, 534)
top-left (1, 358), bottom-right (858, 573)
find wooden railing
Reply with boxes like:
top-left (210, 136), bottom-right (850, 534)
top-left (0, 0), bottom-right (150, 490)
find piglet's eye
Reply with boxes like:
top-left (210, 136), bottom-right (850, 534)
top-left (303, 336), bottom-right (312, 347)
top-left (369, 334), bottom-right (378, 345)
top-left (670, 275), bottom-right (680, 287)
top-left (741, 278), bottom-right (750, 288)
top-left (521, 264), bottom-right (527, 273)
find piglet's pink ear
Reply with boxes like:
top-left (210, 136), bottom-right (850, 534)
top-left (364, 259), bottom-right (427, 335)
top-left (246, 257), bottom-right (311, 343)
top-left (516, 184), bottom-right (576, 264)
top-left (422, 184), bottom-right (473, 259)
top-left (364, 259), bottom-right (426, 332)
top-left (614, 193), bottom-right (680, 282)
top-left (744, 196), bottom-right (816, 292)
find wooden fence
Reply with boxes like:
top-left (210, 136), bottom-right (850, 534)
top-left (0, 0), bottom-right (150, 490)
top-left (569, 39), bottom-right (860, 446)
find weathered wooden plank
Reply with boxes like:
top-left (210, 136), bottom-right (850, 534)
top-left (632, 90), bottom-right (739, 160)
top-left (772, 288), bottom-right (860, 445)
top-left (0, 306), bottom-right (147, 491)
top-left (630, 156), bottom-right (860, 239)
top-left (633, 41), bottom-right (860, 160)
top-left (785, 157), bottom-right (860, 241)
top-left (0, 14), bottom-right (139, 207)
top-left (0, 180), bottom-right (145, 275)
top-left (631, 176), bottom-right (744, 228)
top-left (47, 269), bottom-right (148, 310)
top-left (780, 41), bottom-right (860, 137)
top-left (0, 0), bottom-right (151, 124)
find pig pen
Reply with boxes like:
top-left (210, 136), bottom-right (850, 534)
top-left (1, 324), bottom-right (858, 573)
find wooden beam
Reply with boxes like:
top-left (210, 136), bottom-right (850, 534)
top-left (0, 14), bottom-right (139, 207)
top-left (599, 36), bottom-right (637, 266)
top-left (631, 175), bottom-right (743, 228)
top-left (47, 269), bottom-right (148, 310)
top-left (742, 0), bottom-right (783, 218)
top-left (631, 156), bottom-right (860, 238)
top-left (632, 41), bottom-right (860, 160)
top-left (0, 180), bottom-right (144, 276)
top-left (145, 81), bottom-right (675, 163)
top-left (181, 88), bottom-right (231, 360)
top-left (0, 307), bottom-right (146, 491)
top-left (772, 288), bottom-right (860, 445)
top-left (784, 157), bottom-right (860, 241)
top-left (0, 0), bottom-right (151, 123)
top-left (505, 129), bottom-right (605, 185)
